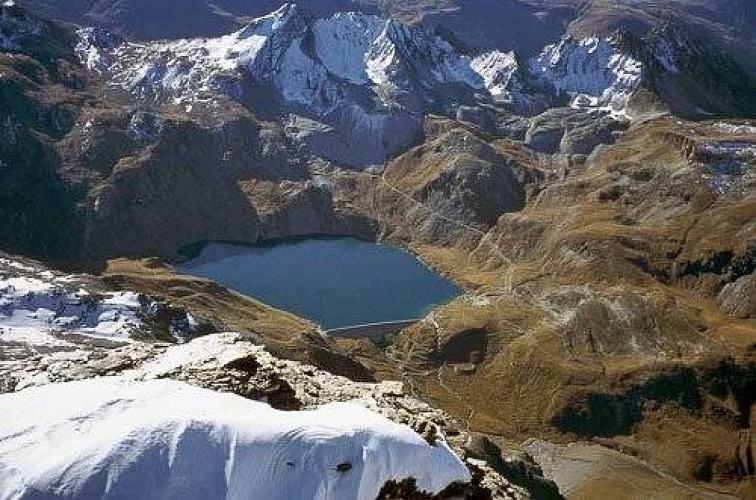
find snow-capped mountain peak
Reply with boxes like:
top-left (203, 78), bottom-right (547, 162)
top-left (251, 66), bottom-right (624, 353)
top-left (76, 6), bottom-right (496, 111)
top-left (237, 2), bottom-right (302, 38)
top-left (74, 4), bottom-right (654, 165)
top-left (529, 36), bottom-right (643, 117)
top-left (78, 5), bottom-right (647, 119)
top-left (471, 50), bottom-right (519, 95)
top-left (312, 12), bottom-right (386, 85)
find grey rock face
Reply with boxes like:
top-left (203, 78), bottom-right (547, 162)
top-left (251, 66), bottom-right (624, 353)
top-left (254, 178), bottom-right (377, 241)
top-left (525, 108), bottom-right (628, 155)
top-left (417, 157), bottom-right (527, 229)
top-left (285, 111), bottom-right (423, 168)
top-left (717, 274), bottom-right (755, 319)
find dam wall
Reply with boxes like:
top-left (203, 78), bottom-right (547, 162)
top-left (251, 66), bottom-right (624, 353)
top-left (324, 319), bottom-right (421, 346)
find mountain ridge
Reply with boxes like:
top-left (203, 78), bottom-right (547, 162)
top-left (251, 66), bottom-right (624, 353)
top-left (0, 1), bottom-right (754, 497)
top-left (69, 2), bottom-right (755, 171)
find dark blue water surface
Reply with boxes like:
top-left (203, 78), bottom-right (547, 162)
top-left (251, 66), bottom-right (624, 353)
top-left (178, 238), bottom-right (462, 329)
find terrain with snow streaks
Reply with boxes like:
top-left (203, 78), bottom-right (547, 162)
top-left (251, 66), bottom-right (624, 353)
top-left (529, 36), bottom-right (643, 118)
top-left (0, 258), bottom-right (142, 345)
top-left (0, 256), bottom-right (202, 351)
top-left (0, 378), bottom-right (470, 499)
top-left (75, 3), bottom-right (649, 166)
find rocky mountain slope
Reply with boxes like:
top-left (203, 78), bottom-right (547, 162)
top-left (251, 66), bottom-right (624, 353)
top-left (0, 258), bottom-right (561, 499)
top-left (73, 3), bottom-right (753, 167)
top-left (335, 115), bottom-right (756, 496)
top-left (72, 5), bottom-right (587, 166)
top-left (3, 1), bottom-right (753, 261)
top-left (1, 1), bottom-right (755, 498)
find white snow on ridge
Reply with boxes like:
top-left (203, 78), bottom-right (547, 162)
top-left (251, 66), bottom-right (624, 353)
top-left (74, 6), bottom-right (503, 113)
top-left (0, 378), bottom-right (470, 499)
top-left (364, 20), bottom-right (482, 91)
top-left (529, 36), bottom-right (642, 118)
top-left (74, 4), bottom-right (645, 123)
top-left (96, 3), bottom-right (304, 102)
top-left (0, 274), bottom-right (143, 345)
top-left (313, 12), bottom-right (385, 85)
top-left (363, 24), bottom-right (398, 87)
top-left (75, 27), bottom-right (121, 72)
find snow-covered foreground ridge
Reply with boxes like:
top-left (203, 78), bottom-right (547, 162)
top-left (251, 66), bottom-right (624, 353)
top-left (76, 3), bottom-right (643, 117)
top-left (1, 331), bottom-right (533, 498)
top-left (0, 378), bottom-right (469, 499)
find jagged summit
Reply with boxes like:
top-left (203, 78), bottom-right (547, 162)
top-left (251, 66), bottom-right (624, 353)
top-left (68, 3), bottom-right (753, 170)
top-left (73, 4), bottom-right (660, 167)
top-left (238, 2), bottom-right (302, 35)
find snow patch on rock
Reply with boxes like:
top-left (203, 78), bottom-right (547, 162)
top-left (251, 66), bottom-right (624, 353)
top-left (529, 36), bottom-right (642, 118)
top-left (0, 274), bottom-right (143, 345)
top-left (471, 51), bottom-right (519, 97)
top-left (94, 3), bottom-right (305, 103)
top-left (0, 257), bottom-right (202, 348)
top-left (75, 27), bottom-right (121, 72)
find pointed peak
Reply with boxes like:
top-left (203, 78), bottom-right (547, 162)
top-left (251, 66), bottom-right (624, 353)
top-left (237, 3), bottom-right (305, 39)
top-left (269, 3), bottom-right (301, 24)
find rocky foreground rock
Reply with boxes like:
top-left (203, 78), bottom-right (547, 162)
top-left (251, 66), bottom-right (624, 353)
top-left (1, 330), bottom-right (561, 499)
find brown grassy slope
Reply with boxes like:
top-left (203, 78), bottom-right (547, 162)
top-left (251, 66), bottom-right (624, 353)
top-left (102, 258), bottom-right (381, 382)
top-left (341, 116), bottom-right (756, 491)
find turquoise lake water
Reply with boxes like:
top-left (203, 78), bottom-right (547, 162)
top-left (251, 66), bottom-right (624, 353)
top-left (178, 238), bottom-right (462, 329)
